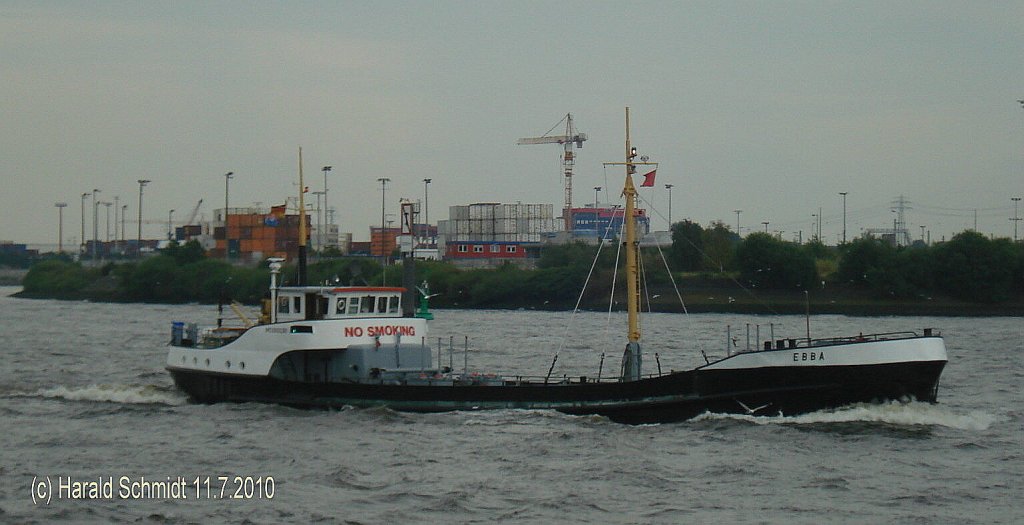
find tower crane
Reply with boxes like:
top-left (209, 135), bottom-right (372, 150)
top-left (517, 113), bottom-right (587, 231)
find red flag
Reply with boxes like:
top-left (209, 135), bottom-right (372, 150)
top-left (303, 186), bottom-right (309, 193)
top-left (640, 169), bottom-right (657, 187)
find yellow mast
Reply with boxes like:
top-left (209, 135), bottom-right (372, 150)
top-left (601, 107), bottom-right (655, 381)
top-left (624, 108), bottom-right (641, 344)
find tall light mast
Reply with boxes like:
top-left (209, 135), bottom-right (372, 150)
top-left (517, 113), bottom-right (588, 231)
top-left (297, 149), bottom-right (308, 286)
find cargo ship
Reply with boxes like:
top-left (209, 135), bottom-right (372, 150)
top-left (166, 109), bottom-right (947, 424)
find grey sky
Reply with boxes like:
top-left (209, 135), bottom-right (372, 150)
top-left (3, 1), bottom-right (1022, 247)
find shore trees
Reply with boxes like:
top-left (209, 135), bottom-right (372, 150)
top-left (18, 229), bottom-right (1024, 307)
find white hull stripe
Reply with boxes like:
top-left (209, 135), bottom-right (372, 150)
top-left (701, 337), bottom-right (947, 371)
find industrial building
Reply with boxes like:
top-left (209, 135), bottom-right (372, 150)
top-left (438, 203), bottom-right (556, 268)
top-left (569, 206), bottom-right (650, 241)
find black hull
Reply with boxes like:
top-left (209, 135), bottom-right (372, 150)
top-left (168, 360), bottom-right (946, 425)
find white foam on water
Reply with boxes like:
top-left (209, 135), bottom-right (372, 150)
top-left (694, 401), bottom-right (1000, 431)
top-left (19, 384), bottom-right (188, 406)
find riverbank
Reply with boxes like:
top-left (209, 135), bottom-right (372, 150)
top-left (11, 285), bottom-right (1022, 317)
top-left (12, 252), bottom-right (1023, 317)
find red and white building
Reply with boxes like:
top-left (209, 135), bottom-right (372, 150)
top-left (437, 203), bottom-right (556, 268)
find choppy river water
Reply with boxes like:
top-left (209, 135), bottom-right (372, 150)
top-left (0, 287), bottom-right (1020, 524)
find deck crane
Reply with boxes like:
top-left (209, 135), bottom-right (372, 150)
top-left (517, 113), bottom-right (587, 231)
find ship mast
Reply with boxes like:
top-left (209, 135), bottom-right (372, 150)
top-left (624, 108), bottom-right (641, 346)
top-left (601, 107), bottom-right (658, 381)
top-left (598, 106), bottom-right (647, 378)
top-left (620, 107), bottom-right (643, 381)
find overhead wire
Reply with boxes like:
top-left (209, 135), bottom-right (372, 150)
top-left (637, 192), bottom-right (781, 317)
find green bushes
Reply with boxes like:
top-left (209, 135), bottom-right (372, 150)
top-left (931, 232), bottom-right (1018, 302)
top-left (20, 232), bottom-right (1024, 306)
top-left (834, 231), bottom-right (1023, 302)
top-left (736, 233), bottom-right (818, 290)
top-left (22, 260), bottom-right (96, 297)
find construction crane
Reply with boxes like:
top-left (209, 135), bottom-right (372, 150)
top-left (135, 199), bottom-right (203, 226)
top-left (517, 113), bottom-right (587, 231)
top-left (184, 199), bottom-right (203, 225)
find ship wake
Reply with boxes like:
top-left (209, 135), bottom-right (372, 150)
top-left (694, 400), bottom-right (999, 431)
top-left (9, 383), bottom-right (188, 406)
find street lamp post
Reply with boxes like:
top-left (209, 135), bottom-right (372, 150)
top-left (113, 195), bottom-right (119, 250)
top-left (377, 178), bottom-right (391, 260)
top-left (762, 221), bottom-right (769, 233)
top-left (322, 165), bottom-right (332, 226)
top-left (168, 209), bottom-right (175, 241)
top-left (55, 202), bottom-right (67, 253)
top-left (816, 206), bottom-right (822, 243)
top-left (312, 191), bottom-right (325, 253)
top-left (665, 184), bottom-right (674, 227)
top-left (224, 172), bottom-right (233, 260)
top-left (137, 180), bottom-right (150, 257)
top-left (91, 189), bottom-right (100, 262)
top-left (594, 186), bottom-right (601, 207)
top-left (1012, 197), bottom-right (1021, 242)
top-left (839, 192), bottom-right (848, 244)
top-left (104, 202), bottom-right (112, 242)
top-left (80, 193), bottom-right (89, 255)
top-left (121, 205), bottom-right (127, 243)
top-left (734, 210), bottom-right (742, 236)
top-left (423, 178), bottom-right (432, 244)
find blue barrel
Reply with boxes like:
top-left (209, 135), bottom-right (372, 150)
top-left (171, 321), bottom-right (185, 346)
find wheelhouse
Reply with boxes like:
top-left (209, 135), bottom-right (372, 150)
top-left (273, 286), bottom-right (405, 322)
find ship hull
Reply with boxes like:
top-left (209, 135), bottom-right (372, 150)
top-left (168, 343), bottom-right (946, 425)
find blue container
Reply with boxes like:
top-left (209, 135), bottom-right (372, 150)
top-left (171, 321), bottom-right (185, 346)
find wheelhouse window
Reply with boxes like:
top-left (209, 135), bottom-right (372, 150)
top-left (473, 245), bottom-right (483, 253)
top-left (457, 245), bottom-right (468, 253)
top-left (278, 296), bottom-right (290, 313)
top-left (506, 245), bottom-right (516, 253)
top-left (328, 293), bottom-right (403, 317)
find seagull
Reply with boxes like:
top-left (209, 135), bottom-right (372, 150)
top-left (736, 400), bottom-right (770, 415)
